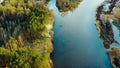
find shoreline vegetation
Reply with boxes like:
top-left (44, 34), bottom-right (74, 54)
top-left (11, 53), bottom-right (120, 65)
top-left (56, 0), bottom-right (82, 16)
top-left (96, 0), bottom-right (115, 49)
top-left (96, 0), bottom-right (120, 67)
top-left (0, 0), bottom-right (54, 68)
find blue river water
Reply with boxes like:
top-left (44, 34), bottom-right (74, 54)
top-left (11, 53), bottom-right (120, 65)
top-left (47, 0), bottom-right (112, 68)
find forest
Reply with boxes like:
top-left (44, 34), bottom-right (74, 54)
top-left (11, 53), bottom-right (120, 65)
top-left (0, 0), bottom-right (54, 68)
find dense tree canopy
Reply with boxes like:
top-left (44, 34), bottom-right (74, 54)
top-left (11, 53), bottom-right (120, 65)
top-left (0, 0), bottom-right (53, 68)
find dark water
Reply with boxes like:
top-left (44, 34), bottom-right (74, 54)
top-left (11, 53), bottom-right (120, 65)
top-left (48, 0), bottom-right (112, 68)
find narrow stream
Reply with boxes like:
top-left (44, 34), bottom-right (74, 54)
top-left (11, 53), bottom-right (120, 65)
top-left (48, 0), bottom-right (112, 68)
top-left (110, 19), bottom-right (120, 48)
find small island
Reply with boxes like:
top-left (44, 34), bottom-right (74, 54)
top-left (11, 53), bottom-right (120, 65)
top-left (96, 0), bottom-right (116, 49)
top-left (56, 0), bottom-right (82, 12)
top-left (0, 0), bottom-right (54, 68)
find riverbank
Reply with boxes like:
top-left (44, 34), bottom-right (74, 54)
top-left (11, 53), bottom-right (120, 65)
top-left (96, 0), bottom-right (120, 67)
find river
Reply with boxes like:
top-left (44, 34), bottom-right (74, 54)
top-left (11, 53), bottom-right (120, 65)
top-left (47, 0), bottom-right (112, 68)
